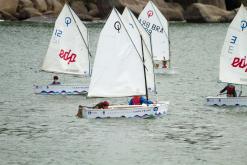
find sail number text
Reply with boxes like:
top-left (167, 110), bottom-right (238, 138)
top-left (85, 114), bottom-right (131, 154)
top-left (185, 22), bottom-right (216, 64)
top-left (138, 19), bottom-right (164, 35)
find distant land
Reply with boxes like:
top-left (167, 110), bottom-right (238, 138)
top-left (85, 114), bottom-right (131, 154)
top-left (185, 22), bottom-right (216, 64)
top-left (0, 0), bottom-right (245, 23)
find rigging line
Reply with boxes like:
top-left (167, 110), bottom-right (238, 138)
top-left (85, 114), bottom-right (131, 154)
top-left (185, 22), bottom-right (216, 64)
top-left (114, 8), bottom-right (148, 71)
top-left (127, 8), bottom-right (157, 95)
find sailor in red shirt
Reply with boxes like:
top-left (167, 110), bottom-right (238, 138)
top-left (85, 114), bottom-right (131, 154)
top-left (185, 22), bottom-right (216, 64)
top-left (220, 83), bottom-right (237, 97)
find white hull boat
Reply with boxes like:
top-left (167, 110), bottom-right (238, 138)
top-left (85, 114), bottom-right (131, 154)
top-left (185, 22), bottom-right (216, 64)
top-left (81, 8), bottom-right (169, 119)
top-left (34, 84), bottom-right (88, 95)
top-left (36, 4), bottom-right (91, 95)
top-left (80, 102), bottom-right (168, 119)
top-left (206, 96), bottom-right (247, 106)
top-left (206, 5), bottom-right (247, 106)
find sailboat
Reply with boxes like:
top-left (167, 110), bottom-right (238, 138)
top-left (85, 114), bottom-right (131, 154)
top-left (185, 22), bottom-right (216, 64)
top-left (79, 8), bottom-right (169, 119)
top-left (206, 5), bottom-right (247, 106)
top-left (138, 1), bottom-right (175, 74)
top-left (34, 4), bottom-right (90, 95)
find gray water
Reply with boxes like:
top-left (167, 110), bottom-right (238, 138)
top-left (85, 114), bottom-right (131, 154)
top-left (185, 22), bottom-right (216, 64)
top-left (0, 22), bottom-right (247, 165)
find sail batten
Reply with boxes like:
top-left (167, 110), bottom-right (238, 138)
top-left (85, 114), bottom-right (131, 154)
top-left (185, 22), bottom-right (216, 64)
top-left (42, 4), bottom-right (90, 76)
top-left (219, 5), bottom-right (247, 85)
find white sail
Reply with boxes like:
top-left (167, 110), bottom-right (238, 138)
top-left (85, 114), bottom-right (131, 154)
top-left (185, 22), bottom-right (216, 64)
top-left (88, 8), bottom-right (147, 97)
top-left (42, 4), bottom-right (90, 76)
top-left (138, 1), bottom-right (169, 61)
top-left (122, 7), bottom-right (155, 92)
top-left (220, 5), bottom-right (247, 85)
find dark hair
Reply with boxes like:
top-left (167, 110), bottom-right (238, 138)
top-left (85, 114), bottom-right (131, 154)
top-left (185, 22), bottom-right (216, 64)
top-left (53, 76), bottom-right (59, 80)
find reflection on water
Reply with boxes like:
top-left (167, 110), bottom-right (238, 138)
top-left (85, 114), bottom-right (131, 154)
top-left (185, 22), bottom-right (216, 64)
top-left (0, 22), bottom-right (247, 165)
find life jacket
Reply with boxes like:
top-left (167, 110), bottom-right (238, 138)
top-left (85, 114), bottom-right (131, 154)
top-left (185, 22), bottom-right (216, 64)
top-left (132, 96), bottom-right (141, 105)
top-left (226, 85), bottom-right (235, 94)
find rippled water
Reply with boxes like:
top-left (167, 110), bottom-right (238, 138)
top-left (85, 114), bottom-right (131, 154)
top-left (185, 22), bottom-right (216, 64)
top-left (0, 21), bottom-right (247, 165)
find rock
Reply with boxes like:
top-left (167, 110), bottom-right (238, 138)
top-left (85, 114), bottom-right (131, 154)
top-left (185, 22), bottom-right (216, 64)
top-left (0, 10), bottom-right (17, 20)
top-left (45, 0), bottom-right (53, 11)
top-left (77, 13), bottom-right (94, 21)
top-left (0, 0), bottom-right (18, 15)
top-left (184, 3), bottom-right (235, 23)
top-left (163, 2), bottom-right (184, 21)
top-left (31, 0), bottom-right (48, 12)
top-left (52, 0), bottom-right (63, 14)
top-left (197, 0), bottom-right (226, 10)
top-left (88, 9), bottom-right (99, 17)
top-left (165, 0), bottom-right (194, 9)
top-left (24, 15), bottom-right (57, 23)
top-left (96, 0), bottom-right (182, 20)
top-left (57, 0), bottom-right (66, 4)
top-left (120, 0), bottom-right (147, 16)
top-left (225, 0), bottom-right (241, 10)
top-left (43, 10), bottom-right (54, 15)
top-left (87, 3), bottom-right (99, 17)
top-left (71, 1), bottom-right (88, 15)
top-left (152, 0), bottom-right (167, 7)
top-left (19, 7), bottom-right (42, 18)
top-left (168, 0), bottom-right (226, 9)
top-left (18, 0), bottom-right (34, 9)
top-left (45, 0), bottom-right (63, 15)
top-left (18, 9), bottom-right (31, 20)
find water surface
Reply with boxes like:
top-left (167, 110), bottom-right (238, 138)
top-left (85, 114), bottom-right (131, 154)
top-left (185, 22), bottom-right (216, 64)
top-left (0, 22), bottom-right (247, 165)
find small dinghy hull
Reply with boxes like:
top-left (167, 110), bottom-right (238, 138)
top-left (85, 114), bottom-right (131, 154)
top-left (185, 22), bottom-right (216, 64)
top-left (34, 84), bottom-right (88, 95)
top-left (206, 96), bottom-right (247, 106)
top-left (80, 102), bottom-right (169, 119)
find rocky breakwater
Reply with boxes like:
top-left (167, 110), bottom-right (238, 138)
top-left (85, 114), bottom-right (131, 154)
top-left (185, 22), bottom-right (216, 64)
top-left (0, 0), bottom-right (242, 23)
top-left (0, 0), bottom-right (101, 22)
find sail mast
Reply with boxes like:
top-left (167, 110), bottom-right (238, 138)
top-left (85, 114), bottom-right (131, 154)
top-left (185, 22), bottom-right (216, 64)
top-left (141, 35), bottom-right (149, 101)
